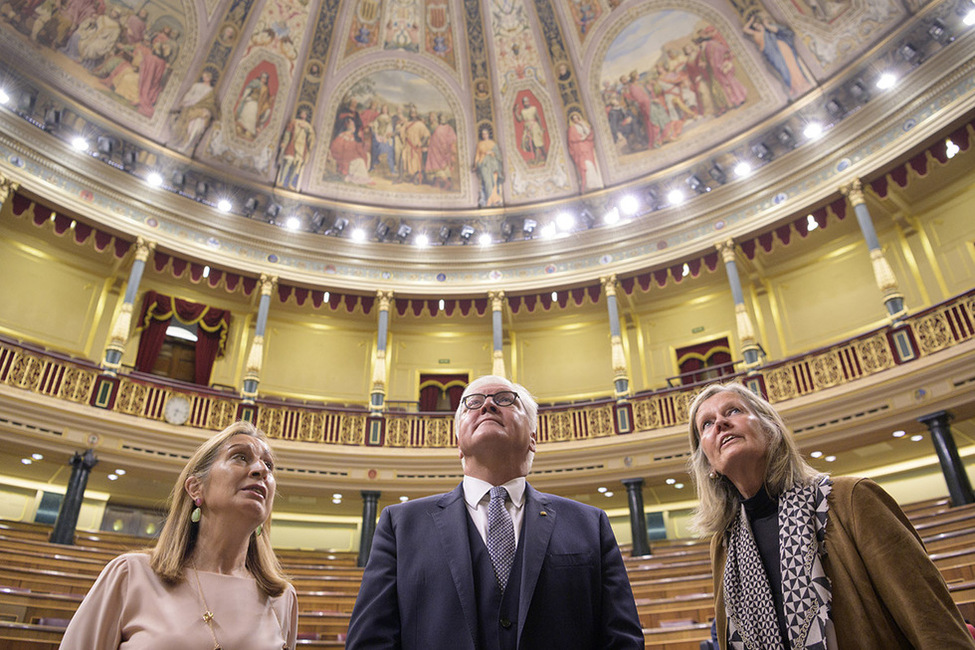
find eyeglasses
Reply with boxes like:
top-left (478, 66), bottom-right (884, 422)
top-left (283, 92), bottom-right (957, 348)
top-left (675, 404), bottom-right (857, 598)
top-left (461, 391), bottom-right (519, 409)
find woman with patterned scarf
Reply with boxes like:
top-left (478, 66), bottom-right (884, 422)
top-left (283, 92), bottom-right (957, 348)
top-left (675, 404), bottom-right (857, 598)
top-left (687, 382), bottom-right (974, 649)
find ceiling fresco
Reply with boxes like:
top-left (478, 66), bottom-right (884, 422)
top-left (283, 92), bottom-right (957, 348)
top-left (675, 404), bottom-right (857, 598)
top-left (0, 0), bottom-right (915, 211)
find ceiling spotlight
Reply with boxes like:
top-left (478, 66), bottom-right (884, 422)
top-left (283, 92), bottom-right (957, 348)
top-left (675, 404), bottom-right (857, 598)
top-left (329, 217), bottom-right (348, 235)
top-left (666, 189), bottom-right (685, 206)
top-left (171, 171), bottom-right (186, 189)
top-left (415, 233), bottom-right (430, 247)
top-left (540, 222), bottom-right (557, 239)
top-left (0, 88), bottom-right (8, 105)
top-left (21, 458), bottom-right (32, 465)
top-left (734, 161), bottom-right (753, 178)
top-left (310, 211), bottom-right (326, 232)
top-left (71, 136), bottom-right (89, 151)
top-left (122, 149), bottom-right (138, 170)
top-left (375, 221), bottom-right (390, 241)
top-left (195, 181), bottom-right (209, 199)
top-left (604, 491), bottom-right (614, 497)
top-left (803, 122), bottom-right (824, 140)
top-left (459, 224), bottom-right (475, 243)
top-left (752, 143), bottom-right (773, 162)
top-left (396, 224), bottom-right (412, 242)
top-left (810, 450), bottom-right (823, 458)
top-left (44, 107), bottom-right (61, 130)
top-left (597, 486), bottom-right (608, 493)
top-left (848, 79), bottom-right (869, 103)
top-left (892, 430), bottom-right (906, 438)
top-left (619, 195), bottom-right (639, 215)
top-left (478, 233), bottom-right (492, 246)
top-left (264, 203), bottom-right (280, 221)
top-left (350, 228), bottom-right (366, 242)
top-left (910, 434), bottom-right (924, 442)
top-left (555, 212), bottom-right (574, 230)
top-left (603, 207), bottom-right (620, 225)
top-left (285, 216), bottom-right (301, 230)
top-left (946, 138), bottom-right (960, 159)
top-left (687, 174), bottom-right (709, 193)
top-left (709, 164), bottom-right (726, 184)
top-left (107, 473), bottom-right (119, 481)
top-left (825, 99), bottom-right (845, 119)
top-left (776, 127), bottom-right (795, 148)
top-left (399, 496), bottom-right (409, 502)
top-left (115, 468), bottom-right (126, 475)
top-left (96, 135), bottom-right (115, 155)
top-left (966, 9), bottom-right (975, 26)
top-left (898, 43), bottom-right (919, 64)
top-left (674, 483), bottom-right (684, 489)
top-left (927, 19), bottom-right (949, 43)
top-left (665, 478), bottom-right (675, 485)
top-left (146, 171), bottom-right (163, 188)
top-left (824, 455), bottom-right (837, 462)
top-left (242, 196), bottom-right (258, 215)
top-left (806, 214), bottom-right (818, 231)
top-left (438, 225), bottom-right (451, 243)
top-left (876, 72), bottom-right (897, 90)
top-left (31, 453), bottom-right (43, 460)
top-left (522, 219), bottom-right (537, 238)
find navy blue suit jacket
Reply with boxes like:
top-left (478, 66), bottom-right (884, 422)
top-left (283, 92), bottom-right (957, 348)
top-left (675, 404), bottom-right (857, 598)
top-left (346, 483), bottom-right (644, 649)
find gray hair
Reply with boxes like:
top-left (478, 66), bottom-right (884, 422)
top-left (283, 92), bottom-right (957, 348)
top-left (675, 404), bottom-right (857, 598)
top-left (686, 382), bottom-right (819, 536)
top-left (455, 375), bottom-right (538, 472)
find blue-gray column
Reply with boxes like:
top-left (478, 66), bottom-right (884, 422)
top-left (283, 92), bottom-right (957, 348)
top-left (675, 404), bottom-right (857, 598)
top-left (843, 180), bottom-right (906, 318)
top-left (242, 275), bottom-right (276, 402)
top-left (718, 241), bottom-right (762, 367)
top-left (50, 449), bottom-right (98, 545)
top-left (103, 238), bottom-right (155, 373)
top-left (489, 290), bottom-right (507, 378)
top-left (370, 291), bottom-right (393, 410)
top-left (622, 478), bottom-right (651, 557)
top-left (357, 490), bottom-right (381, 567)
top-left (919, 411), bottom-right (974, 507)
top-left (601, 275), bottom-right (630, 397)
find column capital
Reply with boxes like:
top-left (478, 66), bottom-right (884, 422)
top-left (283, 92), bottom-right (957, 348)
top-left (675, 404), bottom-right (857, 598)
top-left (841, 178), bottom-right (866, 206)
top-left (133, 237), bottom-right (156, 262)
top-left (488, 290), bottom-right (505, 311)
top-left (258, 274), bottom-right (278, 296)
top-left (716, 239), bottom-right (736, 263)
top-left (600, 274), bottom-right (618, 297)
top-left (376, 290), bottom-right (394, 311)
top-left (0, 173), bottom-right (20, 206)
top-left (918, 410), bottom-right (952, 428)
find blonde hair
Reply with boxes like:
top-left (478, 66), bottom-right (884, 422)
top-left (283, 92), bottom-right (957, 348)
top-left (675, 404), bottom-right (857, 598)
top-left (686, 382), bottom-right (819, 537)
top-left (149, 421), bottom-right (290, 597)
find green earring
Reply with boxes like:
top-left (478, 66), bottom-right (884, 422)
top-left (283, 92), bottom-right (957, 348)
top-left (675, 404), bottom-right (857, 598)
top-left (255, 523), bottom-right (263, 537)
top-left (191, 498), bottom-right (201, 523)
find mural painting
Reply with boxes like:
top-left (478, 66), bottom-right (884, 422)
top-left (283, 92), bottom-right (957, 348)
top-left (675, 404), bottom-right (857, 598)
top-left (792, 0), bottom-right (852, 23)
top-left (425, 0), bottom-right (454, 66)
top-left (741, 9), bottom-right (812, 97)
top-left (512, 91), bottom-right (550, 166)
top-left (382, 0), bottom-right (420, 52)
top-left (0, 0), bottom-right (185, 118)
top-left (170, 68), bottom-right (219, 154)
top-left (233, 63), bottom-right (278, 141)
top-left (242, 0), bottom-right (310, 75)
top-left (323, 70), bottom-right (460, 193)
top-left (566, 109), bottom-right (602, 191)
top-left (600, 10), bottom-right (756, 158)
top-left (488, 0), bottom-right (545, 91)
top-left (474, 124), bottom-right (503, 206)
top-left (346, 0), bottom-right (382, 53)
top-left (566, 0), bottom-right (601, 41)
top-left (276, 105), bottom-right (315, 189)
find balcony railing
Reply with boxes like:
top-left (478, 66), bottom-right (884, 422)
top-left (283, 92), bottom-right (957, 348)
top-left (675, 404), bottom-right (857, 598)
top-left (2, 289), bottom-right (973, 448)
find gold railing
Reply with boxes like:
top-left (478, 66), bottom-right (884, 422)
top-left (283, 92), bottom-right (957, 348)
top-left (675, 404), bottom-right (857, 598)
top-left (1, 289), bottom-right (973, 447)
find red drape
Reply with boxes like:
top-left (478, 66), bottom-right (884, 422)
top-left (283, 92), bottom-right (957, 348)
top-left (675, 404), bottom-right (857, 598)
top-left (134, 290), bottom-right (232, 385)
top-left (419, 373), bottom-right (469, 411)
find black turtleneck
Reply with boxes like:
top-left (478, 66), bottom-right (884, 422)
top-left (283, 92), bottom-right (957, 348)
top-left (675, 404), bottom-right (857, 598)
top-left (742, 488), bottom-right (789, 646)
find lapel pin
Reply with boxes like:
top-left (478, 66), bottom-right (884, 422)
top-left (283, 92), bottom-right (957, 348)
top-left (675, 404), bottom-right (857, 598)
top-left (540, 511), bottom-right (547, 516)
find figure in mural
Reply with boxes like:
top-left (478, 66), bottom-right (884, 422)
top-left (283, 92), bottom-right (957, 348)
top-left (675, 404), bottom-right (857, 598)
top-left (330, 116), bottom-right (372, 185)
top-left (743, 11), bottom-right (812, 98)
top-left (682, 42), bottom-right (715, 117)
top-left (399, 104), bottom-right (430, 184)
top-left (695, 26), bottom-right (747, 110)
top-left (236, 71), bottom-right (274, 139)
top-left (136, 26), bottom-right (178, 117)
top-left (171, 69), bottom-right (220, 154)
top-left (425, 113), bottom-right (457, 190)
top-left (474, 126), bottom-right (503, 207)
top-left (566, 110), bottom-right (602, 192)
top-left (371, 104), bottom-right (396, 176)
top-left (276, 107), bottom-right (315, 189)
top-left (514, 95), bottom-right (547, 164)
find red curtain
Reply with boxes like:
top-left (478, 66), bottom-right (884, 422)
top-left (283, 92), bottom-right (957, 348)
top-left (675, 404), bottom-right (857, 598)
top-left (419, 373), bottom-right (469, 411)
top-left (134, 290), bottom-right (232, 385)
top-left (419, 385), bottom-right (440, 411)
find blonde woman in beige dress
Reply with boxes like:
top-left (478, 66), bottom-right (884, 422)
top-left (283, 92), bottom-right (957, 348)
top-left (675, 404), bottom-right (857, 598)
top-left (60, 421), bottom-right (297, 649)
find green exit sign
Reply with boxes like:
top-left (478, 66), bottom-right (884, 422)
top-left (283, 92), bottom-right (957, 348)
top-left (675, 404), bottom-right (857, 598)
top-left (438, 359), bottom-right (450, 364)
top-left (692, 326), bottom-right (705, 333)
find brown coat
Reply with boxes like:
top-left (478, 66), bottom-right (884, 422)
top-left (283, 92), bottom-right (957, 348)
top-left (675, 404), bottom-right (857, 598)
top-left (710, 477), bottom-right (975, 649)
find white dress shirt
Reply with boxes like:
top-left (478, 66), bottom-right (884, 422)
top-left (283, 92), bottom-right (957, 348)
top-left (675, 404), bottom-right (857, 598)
top-left (462, 475), bottom-right (526, 547)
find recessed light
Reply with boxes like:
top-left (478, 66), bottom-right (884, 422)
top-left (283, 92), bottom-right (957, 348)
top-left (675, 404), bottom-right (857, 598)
top-left (892, 430), bottom-right (906, 438)
top-left (415, 233), bottom-right (430, 247)
top-left (21, 458), bottom-right (32, 465)
top-left (31, 453), bottom-right (43, 460)
top-left (332, 498), bottom-right (341, 504)
top-left (0, 88), bottom-right (9, 105)
top-left (350, 228), bottom-right (366, 242)
top-left (876, 73), bottom-right (897, 90)
top-left (597, 486), bottom-right (607, 493)
top-left (666, 189), bottom-right (685, 206)
top-left (619, 195), bottom-right (639, 215)
top-left (399, 496), bottom-right (409, 502)
top-left (604, 208), bottom-right (621, 225)
top-left (115, 468), bottom-right (126, 475)
top-left (146, 172), bottom-right (163, 187)
top-left (478, 233), bottom-right (492, 246)
top-left (107, 474), bottom-right (118, 480)
top-left (803, 122), bottom-right (823, 140)
top-left (674, 483), bottom-right (684, 489)
top-left (734, 161), bottom-right (752, 178)
top-left (285, 216), bottom-right (301, 230)
top-left (71, 136), bottom-right (89, 151)
top-left (604, 491), bottom-right (614, 497)
top-left (540, 223), bottom-right (557, 239)
top-left (911, 434), bottom-right (924, 442)
top-left (824, 455), bottom-right (837, 462)
top-left (217, 199), bottom-right (232, 213)
top-left (810, 451), bottom-right (823, 458)
top-left (332, 493), bottom-right (342, 499)
top-left (555, 212), bottom-right (574, 230)
top-left (665, 478), bottom-right (676, 485)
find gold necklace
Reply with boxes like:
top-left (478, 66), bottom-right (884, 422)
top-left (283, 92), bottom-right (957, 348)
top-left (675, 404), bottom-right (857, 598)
top-left (191, 565), bottom-right (288, 650)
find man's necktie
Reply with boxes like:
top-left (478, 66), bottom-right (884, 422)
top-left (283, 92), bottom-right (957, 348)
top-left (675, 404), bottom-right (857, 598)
top-left (487, 486), bottom-right (516, 592)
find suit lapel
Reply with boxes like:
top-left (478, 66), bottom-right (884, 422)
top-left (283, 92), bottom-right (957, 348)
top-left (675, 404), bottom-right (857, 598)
top-left (431, 484), bottom-right (478, 646)
top-left (517, 484), bottom-right (555, 646)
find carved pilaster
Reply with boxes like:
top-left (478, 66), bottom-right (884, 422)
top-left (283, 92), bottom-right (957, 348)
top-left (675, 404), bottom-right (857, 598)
top-left (841, 179), bottom-right (866, 206)
top-left (376, 289), bottom-right (394, 311)
top-left (134, 237), bottom-right (156, 263)
top-left (600, 274), bottom-right (618, 297)
top-left (488, 290), bottom-right (505, 312)
top-left (259, 274), bottom-right (277, 297)
top-left (716, 239), bottom-right (736, 264)
top-left (0, 174), bottom-right (20, 206)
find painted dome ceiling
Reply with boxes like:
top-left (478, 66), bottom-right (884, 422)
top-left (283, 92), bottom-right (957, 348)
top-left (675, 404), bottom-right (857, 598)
top-left (0, 0), bottom-right (927, 207)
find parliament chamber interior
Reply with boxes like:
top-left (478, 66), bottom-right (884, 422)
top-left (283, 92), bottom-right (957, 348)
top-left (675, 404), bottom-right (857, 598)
top-left (1, 0), bottom-right (975, 646)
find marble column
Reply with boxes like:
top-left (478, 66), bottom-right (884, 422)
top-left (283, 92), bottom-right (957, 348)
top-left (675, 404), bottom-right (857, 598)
top-left (489, 290), bottom-right (507, 378)
top-left (622, 478), bottom-right (651, 557)
top-left (919, 411), bottom-right (974, 507)
top-left (370, 291), bottom-right (393, 411)
top-left (357, 490), bottom-right (381, 567)
top-left (842, 179), bottom-right (906, 318)
top-left (242, 274), bottom-right (276, 402)
top-left (717, 240), bottom-right (762, 367)
top-left (601, 275), bottom-right (630, 397)
top-left (50, 449), bottom-right (98, 545)
top-left (103, 237), bottom-right (155, 373)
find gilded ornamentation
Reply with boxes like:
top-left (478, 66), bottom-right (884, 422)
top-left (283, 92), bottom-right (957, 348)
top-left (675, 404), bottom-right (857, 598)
top-left (60, 367), bottom-right (95, 402)
top-left (716, 239), bottom-right (736, 264)
top-left (207, 400), bottom-right (237, 430)
top-left (377, 290), bottom-right (394, 312)
top-left (258, 408), bottom-right (283, 438)
top-left (547, 411), bottom-right (573, 441)
top-left (386, 418), bottom-right (409, 446)
top-left (0, 174), bottom-right (20, 206)
top-left (8, 353), bottom-right (40, 390)
top-left (488, 290), bottom-right (505, 312)
top-left (600, 275), bottom-right (617, 298)
top-left (671, 391), bottom-right (695, 425)
top-left (425, 418), bottom-right (452, 447)
top-left (915, 314), bottom-right (952, 354)
top-left (633, 399), bottom-right (661, 430)
top-left (300, 413), bottom-right (325, 442)
top-left (809, 354), bottom-right (843, 389)
top-left (765, 366), bottom-right (798, 402)
top-left (116, 381), bottom-right (148, 415)
top-left (587, 406), bottom-right (613, 438)
top-left (341, 416), bottom-right (365, 445)
top-left (855, 335), bottom-right (894, 374)
top-left (841, 179), bottom-right (865, 206)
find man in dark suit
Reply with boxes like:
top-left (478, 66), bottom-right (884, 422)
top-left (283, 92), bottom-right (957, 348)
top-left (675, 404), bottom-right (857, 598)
top-left (346, 375), bottom-right (644, 649)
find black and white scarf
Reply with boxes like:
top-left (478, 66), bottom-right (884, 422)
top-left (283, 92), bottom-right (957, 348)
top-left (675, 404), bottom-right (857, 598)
top-left (724, 476), bottom-right (834, 650)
